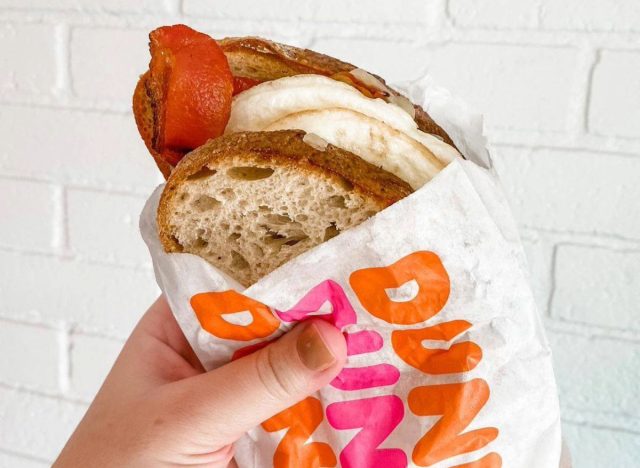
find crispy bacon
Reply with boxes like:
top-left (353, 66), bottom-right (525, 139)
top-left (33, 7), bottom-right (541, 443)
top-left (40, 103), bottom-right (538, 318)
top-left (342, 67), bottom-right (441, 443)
top-left (135, 24), bottom-right (234, 168)
top-left (232, 76), bottom-right (263, 95)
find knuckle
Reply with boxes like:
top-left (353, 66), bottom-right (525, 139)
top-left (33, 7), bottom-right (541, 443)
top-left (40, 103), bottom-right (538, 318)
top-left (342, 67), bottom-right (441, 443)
top-left (255, 344), bottom-right (304, 401)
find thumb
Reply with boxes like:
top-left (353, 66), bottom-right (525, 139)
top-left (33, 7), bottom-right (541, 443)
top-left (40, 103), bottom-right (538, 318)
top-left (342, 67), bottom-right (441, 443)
top-left (165, 319), bottom-right (347, 446)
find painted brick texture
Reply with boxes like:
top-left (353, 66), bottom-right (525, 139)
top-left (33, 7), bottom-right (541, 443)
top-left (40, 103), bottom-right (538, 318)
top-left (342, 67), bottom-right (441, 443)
top-left (0, 1), bottom-right (638, 465)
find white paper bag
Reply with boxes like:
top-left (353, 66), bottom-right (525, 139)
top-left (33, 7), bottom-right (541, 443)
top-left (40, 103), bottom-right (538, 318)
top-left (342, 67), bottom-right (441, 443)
top-left (140, 79), bottom-right (562, 468)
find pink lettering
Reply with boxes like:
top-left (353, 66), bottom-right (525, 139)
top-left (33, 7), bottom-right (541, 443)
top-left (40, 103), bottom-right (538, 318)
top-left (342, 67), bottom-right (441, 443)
top-left (345, 330), bottom-right (383, 355)
top-left (326, 395), bottom-right (407, 468)
top-left (331, 364), bottom-right (400, 391)
top-left (275, 280), bottom-right (356, 328)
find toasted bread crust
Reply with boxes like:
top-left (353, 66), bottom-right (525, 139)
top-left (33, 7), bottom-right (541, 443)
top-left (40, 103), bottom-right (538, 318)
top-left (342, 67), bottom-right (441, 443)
top-left (219, 37), bottom-right (354, 78)
top-left (132, 71), bottom-right (172, 179)
top-left (219, 36), bottom-right (456, 148)
top-left (157, 130), bottom-right (413, 253)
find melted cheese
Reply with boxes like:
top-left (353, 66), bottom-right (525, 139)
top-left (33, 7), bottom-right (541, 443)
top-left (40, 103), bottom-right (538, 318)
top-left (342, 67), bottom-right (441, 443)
top-left (226, 74), bottom-right (460, 188)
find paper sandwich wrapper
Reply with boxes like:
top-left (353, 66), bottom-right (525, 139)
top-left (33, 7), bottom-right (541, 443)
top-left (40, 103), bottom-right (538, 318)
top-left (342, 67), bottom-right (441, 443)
top-left (140, 76), bottom-right (566, 468)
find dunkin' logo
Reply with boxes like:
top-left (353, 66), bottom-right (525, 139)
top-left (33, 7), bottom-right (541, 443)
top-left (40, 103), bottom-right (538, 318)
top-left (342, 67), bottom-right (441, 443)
top-left (190, 251), bottom-right (501, 467)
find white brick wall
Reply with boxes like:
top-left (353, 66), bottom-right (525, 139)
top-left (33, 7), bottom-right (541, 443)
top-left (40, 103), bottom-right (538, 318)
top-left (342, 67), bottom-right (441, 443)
top-left (589, 50), bottom-right (640, 138)
top-left (311, 38), bottom-right (428, 83)
top-left (66, 188), bottom-right (150, 265)
top-left (0, 178), bottom-right (58, 252)
top-left (69, 333), bottom-right (122, 400)
top-left (0, 1), bottom-right (638, 466)
top-left (553, 245), bottom-right (640, 331)
top-left (494, 148), bottom-right (640, 238)
top-left (449, 0), bottom-right (539, 29)
top-left (0, 24), bottom-right (56, 95)
top-left (420, 44), bottom-right (580, 132)
top-left (540, 0), bottom-right (640, 32)
top-left (183, 0), bottom-right (432, 24)
top-left (0, 387), bottom-right (86, 462)
top-left (70, 27), bottom-right (150, 104)
top-left (0, 320), bottom-right (60, 392)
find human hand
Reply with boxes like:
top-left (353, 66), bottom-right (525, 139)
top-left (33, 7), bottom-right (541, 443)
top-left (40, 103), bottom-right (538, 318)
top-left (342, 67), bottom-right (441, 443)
top-left (54, 296), bottom-right (347, 467)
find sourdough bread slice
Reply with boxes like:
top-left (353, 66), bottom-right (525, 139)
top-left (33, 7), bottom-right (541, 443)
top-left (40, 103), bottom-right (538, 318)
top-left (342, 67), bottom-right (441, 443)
top-left (158, 130), bottom-right (412, 286)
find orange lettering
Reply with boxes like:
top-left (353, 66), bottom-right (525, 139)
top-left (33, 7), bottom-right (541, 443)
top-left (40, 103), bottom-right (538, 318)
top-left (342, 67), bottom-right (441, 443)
top-left (191, 290), bottom-right (280, 341)
top-left (262, 397), bottom-right (337, 468)
top-left (392, 320), bottom-right (482, 374)
top-left (408, 379), bottom-right (498, 466)
top-left (349, 251), bottom-right (450, 324)
top-left (454, 452), bottom-right (502, 467)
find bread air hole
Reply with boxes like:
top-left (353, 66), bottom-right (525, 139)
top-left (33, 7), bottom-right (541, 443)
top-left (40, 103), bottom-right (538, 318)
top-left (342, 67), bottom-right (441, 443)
top-left (336, 176), bottom-right (354, 191)
top-left (327, 195), bottom-right (346, 208)
top-left (194, 237), bottom-right (208, 248)
top-left (250, 244), bottom-right (264, 257)
top-left (324, 223), bottom-right (340, 241)
top-left (231, 250), bottom-right (250, 270)
top-left (220, 188), bottom-right (235, 200)
top-left (263, 228), bottom-right (286, 242)
top-left (227, 166), bottom-right (275, 181)
top-left (263, 229), bottom-right (308, 249)
top-left (284, 235), bottom-right (309, 246)
top-left (264, 213), bottom-right (294, 225)
top-left (187, 166), bottom-right (217, 181)
top-left (192, 195), bottom-right (220, 212)
top-left (170, 235), bottom-right (184, 252)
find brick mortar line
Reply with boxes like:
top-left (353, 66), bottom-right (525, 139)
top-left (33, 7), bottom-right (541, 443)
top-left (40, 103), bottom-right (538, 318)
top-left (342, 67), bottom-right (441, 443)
top-left (543, 318), bottom-right (640, 344)
top-left (53, 22), bottom-right (71, 98)
top-left (442, 0), bottom-right (453, 25)
top-left (546, 244), bottom-right (559, 319)
top-left (582, 49), bottom-right (601, 134)
top-left (567, 46), bottom-right (598, 135)
top-left (534, 1), bottom-right (544, 29)
top-left (69, 328), bottom-right (125, 343)
top-left (70, 324), bottom-right (132, 342)
top-left (449, 25), bottom-right (640, 37)
top-left (492, 142), bottom-right (640, 158)
top-left (51, 185), bottom-right (67, 255)
top-left (0, 314), bottom-right (132, 342)
top-left (562, 404), bottom-right (640, 423)
top-left (561, 415), bottom-right (640, 436)
top-left (0, 98), bottom-right (129, 115)
top-left (0, 245), bottom-right (155, 272)
top-left (0, 173), bottom-right (58, 185)
top-left (0, 313), bottom-right (133, 342)
top-left (430, 0), bottom-right (451, 30)
top-left (555, 240), bottom-right (640, 254)
top-left (2, 10), bottom-right (640, 44)
top-left (0, 381), bottom-right (89, 406)
top-left (487, 127), bottom-right (640, 141)
top-left (58, 324), bottom-right (71, 394)
top-left (0, 314), bottom-right (64, 331)
top-left (489, 132), bottom-right (640, 151)
top-left (167, 0), bottom-right (183, 16)
top-left (0, 172), bottom-right (159, 197)
top-left (519, 226), bottom-right (640, 248)
top-left (60, 183), bottom-right (155, 198)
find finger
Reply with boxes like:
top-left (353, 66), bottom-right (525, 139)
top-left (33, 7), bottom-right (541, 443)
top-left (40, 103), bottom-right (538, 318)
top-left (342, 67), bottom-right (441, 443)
top-left (136, 295), bottom-right (204, 371)
top-left (163, 319), bottom-right (346, 446)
